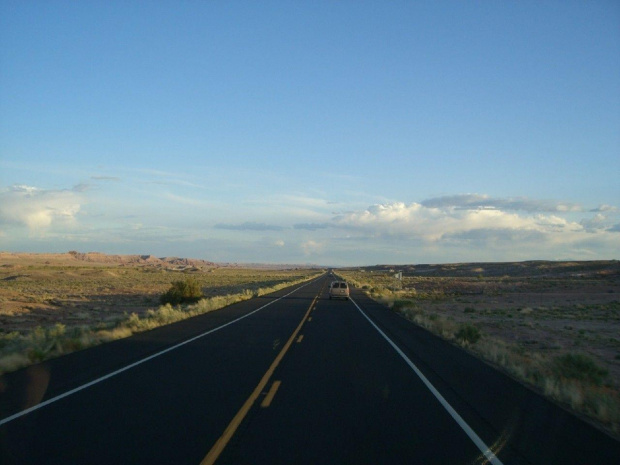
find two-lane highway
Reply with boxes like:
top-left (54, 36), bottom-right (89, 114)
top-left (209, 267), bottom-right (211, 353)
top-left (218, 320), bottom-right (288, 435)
top-left (215, 282), bottom-right (490, 464)
top-left (1, 274), bottom-right (619, 464)
top-left (1, 277), bottom-right (323, 464)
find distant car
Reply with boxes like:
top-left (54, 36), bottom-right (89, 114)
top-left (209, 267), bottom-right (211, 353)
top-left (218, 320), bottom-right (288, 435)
top-left (329, 281), bottom-right (349, 300)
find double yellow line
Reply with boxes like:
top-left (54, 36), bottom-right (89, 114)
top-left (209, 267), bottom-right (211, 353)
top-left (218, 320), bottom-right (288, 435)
top-left (200, 293), bottom-right (320, 465)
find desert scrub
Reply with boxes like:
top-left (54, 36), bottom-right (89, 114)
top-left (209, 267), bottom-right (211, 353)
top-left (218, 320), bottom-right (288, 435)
top-left (552, 353), bottom-right (609, 386)
top-left (0, 272), bottom-right (322, 375)
top-left (473, 340), bottom-right (620, 435)
top-left (0, 324), bottom-right (97, 372)
top-left (382, 297), bottom-right (474, 344)
top-left (456, 324), bottom-right (481, 345)
top-left (542, 377), bottom-right (620, 434)
top-left (160, 278), bottom-right (204, 305)
top-left (407, 311), bottom-right (459, 340)
top-left (391, 300), bottom-right (416, 312)
top-left (342, 269), bottom-right (620, 436)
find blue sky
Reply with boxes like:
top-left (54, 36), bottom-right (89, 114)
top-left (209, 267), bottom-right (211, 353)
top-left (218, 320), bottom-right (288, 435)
top-left (1, 1), bottom-right (619, 265)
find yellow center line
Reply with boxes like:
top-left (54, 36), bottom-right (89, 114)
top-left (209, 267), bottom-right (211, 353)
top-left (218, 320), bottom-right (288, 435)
top-left (260, 380), bottom-right (282, 408)
top-left (200, 293), bottom-right (319, 465)
top-left (296, 335), bottom-right (304, 343)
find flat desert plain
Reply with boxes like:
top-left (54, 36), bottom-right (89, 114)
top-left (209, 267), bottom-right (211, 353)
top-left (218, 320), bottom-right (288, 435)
top-left (339, 261), bottom-right (620, 437)
top-left (0, 252), bottom-right (314, 333)
top-left (342, 262), bottom-right (620, 384)
top-left (1, 254), bottom-right (618, 436)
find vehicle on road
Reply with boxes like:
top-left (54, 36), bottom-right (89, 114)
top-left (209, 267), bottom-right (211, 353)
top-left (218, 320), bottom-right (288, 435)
top-left (329, 281), bottom-right (349, 300)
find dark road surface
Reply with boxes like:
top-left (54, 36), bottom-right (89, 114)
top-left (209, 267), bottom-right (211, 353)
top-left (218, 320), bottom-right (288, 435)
top-left (1, 274), bottom-right (619, 464)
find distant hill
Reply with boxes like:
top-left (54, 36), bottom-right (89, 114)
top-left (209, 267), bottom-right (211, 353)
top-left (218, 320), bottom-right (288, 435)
top-left (0, 252), bottom-right (217, 270)
top-left (66, 251), bottom-right (217, 269)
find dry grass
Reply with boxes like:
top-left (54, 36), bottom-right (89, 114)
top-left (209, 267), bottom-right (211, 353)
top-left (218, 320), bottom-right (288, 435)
top-left (338, 261), bottom-right (620, 438)
top-left (0, 253), bottom-right (322, 375)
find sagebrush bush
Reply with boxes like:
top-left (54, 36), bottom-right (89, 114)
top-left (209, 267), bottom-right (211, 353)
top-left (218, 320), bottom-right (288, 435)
top-left (392, 300), bottom-right (415, 312)
top-left (553, 353), bottom-right (609, 386)
top-left (160, 278), bottom-right (204, 305)
top-left (456, 324), bottom-right (481, 344)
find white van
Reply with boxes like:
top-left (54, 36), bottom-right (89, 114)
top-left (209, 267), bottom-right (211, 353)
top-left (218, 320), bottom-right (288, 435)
top-left (329, 281), bottom-right (350, 300)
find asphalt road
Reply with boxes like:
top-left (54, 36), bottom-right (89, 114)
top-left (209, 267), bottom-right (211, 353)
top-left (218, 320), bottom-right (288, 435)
top-left (1, 274), bottom-right (618, 464)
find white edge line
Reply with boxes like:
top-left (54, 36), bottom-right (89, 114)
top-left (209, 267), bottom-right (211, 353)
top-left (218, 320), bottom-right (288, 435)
top-left (0, 278), bottom-right (318, 427)
top-left (350, 297), bottom-right (504, 465)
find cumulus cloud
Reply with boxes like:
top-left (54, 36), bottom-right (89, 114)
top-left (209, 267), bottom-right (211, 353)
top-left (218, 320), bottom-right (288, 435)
top-left (331, 201), bottom-right (599, 245)
top-left (0, 185), bottom-right (82, 233)
top-left (324, 197), bottom-right (620, 261)
top-left (214, 221), bottom-right (284, 231)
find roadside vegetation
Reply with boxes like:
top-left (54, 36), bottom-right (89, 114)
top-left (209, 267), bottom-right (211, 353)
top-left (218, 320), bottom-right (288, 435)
top-left (0, 256), bottom-right (322, 375)
top-left (160, 278), bottom-right (204, 305)
top-left (338, 262), bottom-right (620, 438)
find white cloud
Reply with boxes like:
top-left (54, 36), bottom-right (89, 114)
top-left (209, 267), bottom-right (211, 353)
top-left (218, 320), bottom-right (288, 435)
top-left (1, 183), bottom-right (616, 264)
top-left (323, 200), bottom-right (620, 263)
top-left (301, 240), bottom-right (325, 256)
top-left (580, 213), bottom-right (607, 232)
top-left (330, 200), bottom-right (619, 255)
top-left (421, 194), bottom-right (583, 212)
top-left (333, 202), bottom-right (549, 241)
top-left (0, 185), bottom-right (82, 233)
top-left (591, 204), bottom-right (618, 213)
